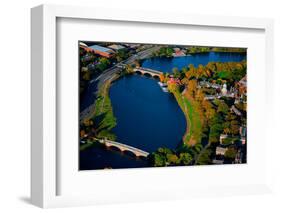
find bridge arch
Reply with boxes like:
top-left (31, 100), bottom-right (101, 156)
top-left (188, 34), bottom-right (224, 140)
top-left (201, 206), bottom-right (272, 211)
top-left (123, 149), bottom-right (138, 157)
top-left (100, 139), bottom-right (149, 158)
top-left (143, 72), bottom-right (153, 78)
top-left (105, 144), bottom-right (123, 152)
top-left (152, 75), bottom-right (160, 79)
top-left (134, 70), bottom-right (143, 75)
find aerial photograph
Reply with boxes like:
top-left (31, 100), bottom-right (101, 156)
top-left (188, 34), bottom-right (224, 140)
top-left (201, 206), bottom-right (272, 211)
top-left (79, 42), bottom-right (247, 170)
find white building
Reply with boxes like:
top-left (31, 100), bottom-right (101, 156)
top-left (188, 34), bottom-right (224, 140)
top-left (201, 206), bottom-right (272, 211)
top-left (221, 83), bottom-right (228, 96)
top-left (216, 147), bottom-right (228, 156)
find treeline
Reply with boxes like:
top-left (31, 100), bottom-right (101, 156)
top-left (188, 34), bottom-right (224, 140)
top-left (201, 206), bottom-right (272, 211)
top-left (188, 46), bottom-right (211, 53)
top-left (152, 46), bottom-right (174, 57)
top-left (211, 47), bottom-right (246, 53)
top-left (178, 61), bottom-right (246, 87)
top-left (148, 144), bottom-right (203, 167)
top-left (187, 46), bottom-right (246, 53)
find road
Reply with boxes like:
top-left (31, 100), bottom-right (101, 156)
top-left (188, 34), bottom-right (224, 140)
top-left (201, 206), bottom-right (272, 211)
top-left (80, 45), bottom-right (161, 122)
top-left (95, 45), bottom-right (161, 89)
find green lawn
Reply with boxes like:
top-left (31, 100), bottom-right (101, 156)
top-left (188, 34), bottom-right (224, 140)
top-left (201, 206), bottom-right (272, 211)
top-left (173, 90), bottom-right (203, 146)
top-left (92, 76), bottom-right (118, 140)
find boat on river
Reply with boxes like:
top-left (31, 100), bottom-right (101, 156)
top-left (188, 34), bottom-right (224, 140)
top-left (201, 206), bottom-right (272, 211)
top-left (158, 82), bottom-right (168, 92)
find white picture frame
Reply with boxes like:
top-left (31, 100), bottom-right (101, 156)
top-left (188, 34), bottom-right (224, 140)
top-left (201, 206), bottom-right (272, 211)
top-left (31, 4), bottom-right (274, 208)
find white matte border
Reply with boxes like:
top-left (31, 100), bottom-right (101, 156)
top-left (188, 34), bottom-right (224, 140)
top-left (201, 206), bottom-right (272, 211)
top-left (31, 4), bottom-right (274, 208)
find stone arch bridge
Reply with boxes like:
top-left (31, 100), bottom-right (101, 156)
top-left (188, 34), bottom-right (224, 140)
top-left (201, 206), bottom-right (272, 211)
top-left (99, 139), bottom-right (149, 158)
top-left (133, 67), bottom-right (163, 78)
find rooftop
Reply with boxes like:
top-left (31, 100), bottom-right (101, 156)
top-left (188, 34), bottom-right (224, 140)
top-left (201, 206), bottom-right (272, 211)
top-left (89, 45), bottom-right (114, 53)
top-left (108, 44), bottom-right (126, 50)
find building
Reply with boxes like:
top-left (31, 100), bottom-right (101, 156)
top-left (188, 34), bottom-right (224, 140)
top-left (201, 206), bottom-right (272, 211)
top-left (199, 80), bottom-right (221, 89)
top-left (79, 42), bottom-right (93, 53)
top-left (240, 126), bottom-right (247, 137)
top-left (124, 43), bottom-right (141, 49)
top-left (221, 83), bottom-right (228, 96)
top-left (204, 95), bottom-right (217, 100)
top-left (216, 146), bottom-right (228, 156)
top-left (220, 134), bottom-right (229, 144)
top-left (88, 45), bottom-right (115, 58)
top-left (167, 77), bottom-right (181, 85)
top-left (240, 126), bottom-right (247, 145)
top-left (108, 44), bottom-right (126, 51)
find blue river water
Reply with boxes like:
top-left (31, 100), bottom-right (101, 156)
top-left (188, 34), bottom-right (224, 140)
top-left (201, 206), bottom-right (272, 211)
top-left (142, 52), bottom-right (246, 73)
top-left (79, 52), bottom-right (246, 170)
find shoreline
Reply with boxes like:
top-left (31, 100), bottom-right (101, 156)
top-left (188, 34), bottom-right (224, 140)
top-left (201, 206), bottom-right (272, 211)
top-left (143, 50), bottom-right (246, 60)
top-left (171, 89), bottom-right (203, 147)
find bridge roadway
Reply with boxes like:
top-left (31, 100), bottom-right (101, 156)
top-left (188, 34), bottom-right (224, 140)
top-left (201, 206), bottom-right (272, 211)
top-left (100, 138), bottom-right (149, 158)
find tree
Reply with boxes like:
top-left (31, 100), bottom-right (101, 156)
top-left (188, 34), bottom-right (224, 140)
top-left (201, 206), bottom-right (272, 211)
top-left (158, 147), bottom-right (173, 155)
top-left (179, 153), bottom-right (193, 165)
top-left (230, 120), bottom-right (240, 135)
top-left (208, 114), bottom-right (224, 143)
top-left (182, 67), bottom-right (188, 75)
top-left (217, 100), bottom-right (230, 114)
top-left (115, 49), bottom-right (128, 62)
top-left (152, 153), bottom-right (166, 167)
top-left (172, 67), bottom-right (180, 78)
top-left (97, 57), bottom-right (110, 71)
top-left (187, 79), bottom-right (198, 98)
top-left (196, 148), bottom-right (212, 165)
top-left (223, 121), bottom-right (231, 135)
top-left (124, 64), bottom-right (133, 74)
top-left (195, 89), bottom-right (205, 103)
top-left (185, 64), bottom-right (196, 79)
top-left (202, 100), bottom-right (216, 122)
top-left (166, 154), bottom-right (179, 165)
top-left (224, 147), bottom-right (237, 160)
top-left (159, 73), bottom-right (165, 82)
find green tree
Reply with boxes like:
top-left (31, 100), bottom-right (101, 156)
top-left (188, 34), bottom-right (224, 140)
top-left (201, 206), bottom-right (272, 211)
top-left (97, 57), bottom-right (110, 71)
top-left (224, 147), bottom-right (237, 160)
top-left (230, 120), bottom-right (240, 135)
top-left (179, 153), bottom-right (193, 165)
top-left (167, 154), bottom-right (179, 165)
top-left (172, 67), bottom-right (180, 78)
top-left (217, 100), bottom-right (230, 114)
top-left (152, 153), bottom-right (166, 167)
top-left (196, 148), bottom-right (212, 165)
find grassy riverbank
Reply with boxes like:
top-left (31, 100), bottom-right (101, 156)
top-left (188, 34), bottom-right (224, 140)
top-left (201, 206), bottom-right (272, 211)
top-left (172, 90), bottom-right (203, 146)
top-left (91, 74), bottom-right (119, 140)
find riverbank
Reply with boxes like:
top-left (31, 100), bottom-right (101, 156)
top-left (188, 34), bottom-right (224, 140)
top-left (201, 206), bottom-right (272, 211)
top-left (172, 89), bottom-right (203, 146)
top-left (92, 74), bottom-right (120, 140)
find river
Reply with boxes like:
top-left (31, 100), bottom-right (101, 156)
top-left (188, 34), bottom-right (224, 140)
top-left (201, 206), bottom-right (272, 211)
top-left (79, 51), bottom-right (246, 170)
